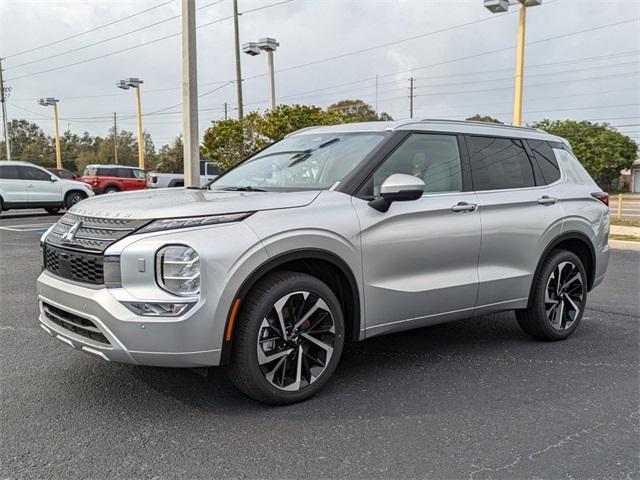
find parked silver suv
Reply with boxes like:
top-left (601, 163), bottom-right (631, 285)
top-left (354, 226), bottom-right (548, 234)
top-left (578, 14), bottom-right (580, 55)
top-left (37, 119), bottom-right (610, 404)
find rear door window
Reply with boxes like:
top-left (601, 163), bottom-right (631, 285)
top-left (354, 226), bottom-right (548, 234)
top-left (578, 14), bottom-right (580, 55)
top-left (98, 167), bottom-right (117, 177)
top-left (467, 136), bottom-right (535, 190)
top-left (527, 139), bottom-right (561, 185)
top-left (22, 166), bottom-right (52, 181)
top-left (116, 168), bottom-right (133, 178)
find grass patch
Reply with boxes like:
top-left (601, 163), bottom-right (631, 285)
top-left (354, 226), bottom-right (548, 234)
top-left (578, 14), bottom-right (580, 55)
top-left (610, 218), bottom-right (640, 227)
top-left (609, 234), bottom-right (640, 242)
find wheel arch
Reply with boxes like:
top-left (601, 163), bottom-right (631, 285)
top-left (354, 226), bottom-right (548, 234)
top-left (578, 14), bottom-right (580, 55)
top-left (103, 184), bottom-right (121, 191)
top-left (220, 248), bottom-right (361, 364)
top-left (527, 231), bottom-right (596, 308)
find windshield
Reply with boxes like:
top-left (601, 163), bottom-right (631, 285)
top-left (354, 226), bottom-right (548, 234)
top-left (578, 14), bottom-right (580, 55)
top-left (211, 132), bottom-right (386, 191)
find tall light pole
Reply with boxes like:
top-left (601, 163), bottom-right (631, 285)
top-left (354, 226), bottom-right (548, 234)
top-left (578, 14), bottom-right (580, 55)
top-left (182, 0), bottom-right (200, 188)
top-left (116, 77), bottom-right (145, 169)
top-left (38, 97), bottom-right (62, 169)
top-left (232, 0), bottom-right (244, 120)
top-left (243, 37), bottom-right (279, 110)
top-left (483, 0), bottom-right (542, 126)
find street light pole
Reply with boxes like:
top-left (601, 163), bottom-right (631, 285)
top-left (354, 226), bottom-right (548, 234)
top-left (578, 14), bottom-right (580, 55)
top-left (116, 77), bottom-right (145, 168)
top-left (266, 49), bottom-right (276, 110)
top-left (182, 0), bottom-right (200, 188)
top-left (113, 112), bottom-right (119, 165)
top-left (482, 0), bottom-right (541, 126)
top-left (242, 37), bottom-right (279, 111)
top-left (512, 6), bottom-right (527, 126)
top-left (52, 102), bottom-right (62, 170)
top-left (134, 85), bottom-right (144, 169)
top-left (38, 97), bottom-right (62, 169)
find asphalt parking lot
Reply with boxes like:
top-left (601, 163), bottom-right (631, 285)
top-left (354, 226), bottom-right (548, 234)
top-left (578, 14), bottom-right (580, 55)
top-left (1, 209), bottom-right (639, 479)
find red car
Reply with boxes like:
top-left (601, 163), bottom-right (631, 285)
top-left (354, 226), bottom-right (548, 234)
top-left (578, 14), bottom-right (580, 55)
top-left (81, 165), bottom-right (147, 194)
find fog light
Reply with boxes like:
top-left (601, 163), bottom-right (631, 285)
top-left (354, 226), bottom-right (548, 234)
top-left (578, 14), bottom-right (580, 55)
top-left (123, 302), bottom-right (195, 317)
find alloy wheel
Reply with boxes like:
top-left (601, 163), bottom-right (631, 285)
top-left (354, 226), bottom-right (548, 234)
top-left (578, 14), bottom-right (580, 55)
top-left (544, 261), bottom-right (584, 331)
top-left (256, 290), bottom-right (336, 392)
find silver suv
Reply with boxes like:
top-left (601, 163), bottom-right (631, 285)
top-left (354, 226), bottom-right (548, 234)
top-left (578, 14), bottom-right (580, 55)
top-left (37, 119), bottom-right (610, 404)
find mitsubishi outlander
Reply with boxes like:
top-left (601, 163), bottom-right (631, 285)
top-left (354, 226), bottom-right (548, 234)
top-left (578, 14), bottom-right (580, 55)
top-left (37, 119), bottom-right (610, 404)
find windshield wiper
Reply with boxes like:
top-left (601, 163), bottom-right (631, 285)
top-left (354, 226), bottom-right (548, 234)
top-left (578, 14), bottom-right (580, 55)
top-left (217, 186), bottom-right (268, 192)
top-left (288, 138), bottom-right (340, 168)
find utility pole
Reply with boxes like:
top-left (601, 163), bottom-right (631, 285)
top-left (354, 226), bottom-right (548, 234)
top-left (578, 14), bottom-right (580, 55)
top-left (224, 102), bottom-right (228, 120)
top-left (232, 0), bottom-right (244, 120)
top-left (266, 48), bottom-right (276, 110)
top-left (113, 112), bottom-right (119, 165)
top-left (409, 77), bottom-right (415, 119)
top-left (375, 74), bottom-right (379, 116)
top-left (0, 57), bottom-right (10, 160)
top-left (182, 0), bottom-right (200, 188)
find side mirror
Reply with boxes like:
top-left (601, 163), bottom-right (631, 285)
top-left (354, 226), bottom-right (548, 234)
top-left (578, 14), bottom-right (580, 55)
top-left (368, 173), bottom-right (425, 212)
top-left (50, 175), bottom-right (58, 182)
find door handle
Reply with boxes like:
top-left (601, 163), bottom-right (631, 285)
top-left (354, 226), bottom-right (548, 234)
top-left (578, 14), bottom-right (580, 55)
top-left (451, 202), bottom-right (478, 212)
top-left (537, 195), bottom-right (557, 206)
top-left (27, 184), bottom-right (34, 188)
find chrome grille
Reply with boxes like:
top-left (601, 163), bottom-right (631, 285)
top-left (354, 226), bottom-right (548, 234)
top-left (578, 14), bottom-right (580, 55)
top-left (42, 302), bottom-right (111, 346)
top-left (46, 213), bottom-right (148, 253)
top-left (44, 244), bottom-right (104, 285)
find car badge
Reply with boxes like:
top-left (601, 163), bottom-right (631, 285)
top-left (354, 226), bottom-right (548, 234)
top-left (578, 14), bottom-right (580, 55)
top-left (61, 221), bottom-right (82, 242)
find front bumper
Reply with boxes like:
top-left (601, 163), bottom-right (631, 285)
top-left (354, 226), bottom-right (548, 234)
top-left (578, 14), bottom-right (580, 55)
top-left (37, 272), bottom-right (222, 367)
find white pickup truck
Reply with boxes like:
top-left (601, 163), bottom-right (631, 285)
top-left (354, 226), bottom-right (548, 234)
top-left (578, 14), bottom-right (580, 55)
top-left (147, 161), bottom-right (220, 188)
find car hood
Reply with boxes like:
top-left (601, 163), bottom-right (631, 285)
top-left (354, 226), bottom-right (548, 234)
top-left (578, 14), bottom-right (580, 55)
top-left (68, 188), bottom-right (321, 220)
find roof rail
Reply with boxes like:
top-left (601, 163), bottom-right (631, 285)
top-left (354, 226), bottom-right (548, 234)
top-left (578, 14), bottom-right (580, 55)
top-left (421, 118), bottom-right (540, 132)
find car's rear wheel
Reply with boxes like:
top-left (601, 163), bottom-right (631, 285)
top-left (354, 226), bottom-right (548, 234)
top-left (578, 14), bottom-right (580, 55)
top-left (226, 271), bottom-right (345, 405)
top-left (516, 249), bottom-right (587, 341)
top-left (65, 191), bottom-right (86, 209)
top-left (45, 207), bottom-right (60, 215)
top-left (104, 186), bottom-right (119, 194)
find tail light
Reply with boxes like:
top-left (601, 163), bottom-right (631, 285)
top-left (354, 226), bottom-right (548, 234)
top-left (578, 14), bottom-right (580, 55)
top-left (93, 179), bottom-right (99, 186)
top-left (152, 175), bottom-right (158, 184)
top-left (591, 192), bottom-right (609, 206)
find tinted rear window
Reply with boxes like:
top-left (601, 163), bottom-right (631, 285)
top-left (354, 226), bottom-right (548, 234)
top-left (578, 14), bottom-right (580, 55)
top-left (467, 136), bottom-right (535, 191)
top-left (527, 139), bottom-right (561, 185)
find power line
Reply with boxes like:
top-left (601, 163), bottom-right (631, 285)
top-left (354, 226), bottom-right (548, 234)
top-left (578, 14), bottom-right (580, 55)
top-left (5, 0), bottom-right (293, 82)
top-left (5, 0), bottom-right (226, 71)
top-left (4, 0), bottom-right (175, 59)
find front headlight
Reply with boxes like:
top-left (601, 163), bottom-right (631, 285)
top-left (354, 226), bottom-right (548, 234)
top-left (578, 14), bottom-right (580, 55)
top-left (156, 245), bottom-right (200, 296)
top-left (138, 212), bottom-right (253, 234)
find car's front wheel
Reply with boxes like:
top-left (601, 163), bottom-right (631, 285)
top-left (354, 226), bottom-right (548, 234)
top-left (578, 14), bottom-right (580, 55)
top-left (226, 271), bottom-right (345, 405)
top-left (516, 249), bottom-right (587, 341)
top-left (65, 191), bottom-right (86, 209)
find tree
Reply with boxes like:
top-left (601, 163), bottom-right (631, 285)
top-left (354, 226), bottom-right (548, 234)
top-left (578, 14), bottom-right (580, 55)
top-left (258, 104), bottom-right (343, 141)
top-left (201, 114), bottom-right (265, 171)
top-left (530, 119), bottom-right (638, 190)
top-left (466, 114), bottom-right (503, 124)
top-left (327, 99), bottom-right (393, 123)
top-left (0, 119), bottom-right (48, 160)
top-left (202, 105), bottom-right (342, 171)
top-left (156, 136), bottom-right (184, 173)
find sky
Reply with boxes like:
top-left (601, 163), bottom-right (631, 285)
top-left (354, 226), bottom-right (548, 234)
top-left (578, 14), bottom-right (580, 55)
top-left (1, 0), bottom-right (639, 149)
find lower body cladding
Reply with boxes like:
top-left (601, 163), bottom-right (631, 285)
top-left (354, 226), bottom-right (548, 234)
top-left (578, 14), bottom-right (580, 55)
top-left (37, 272), bottom-right (222, 367)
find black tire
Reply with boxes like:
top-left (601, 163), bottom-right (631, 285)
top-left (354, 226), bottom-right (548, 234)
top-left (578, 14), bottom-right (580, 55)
top-left (516, 249), bottom-right (588, 341)
top-left (225, 271), bottom-right (345, 405)
top-left (103, 186), bottom-right (119, 194)
top-left (45, 207), bottom-right (60, 215)
top-left (65, 191), bottom-right (86, 209)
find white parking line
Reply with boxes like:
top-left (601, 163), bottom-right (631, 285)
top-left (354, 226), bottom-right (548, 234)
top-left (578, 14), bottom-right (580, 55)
top-left (0, 223), bottom-right (55, 232)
